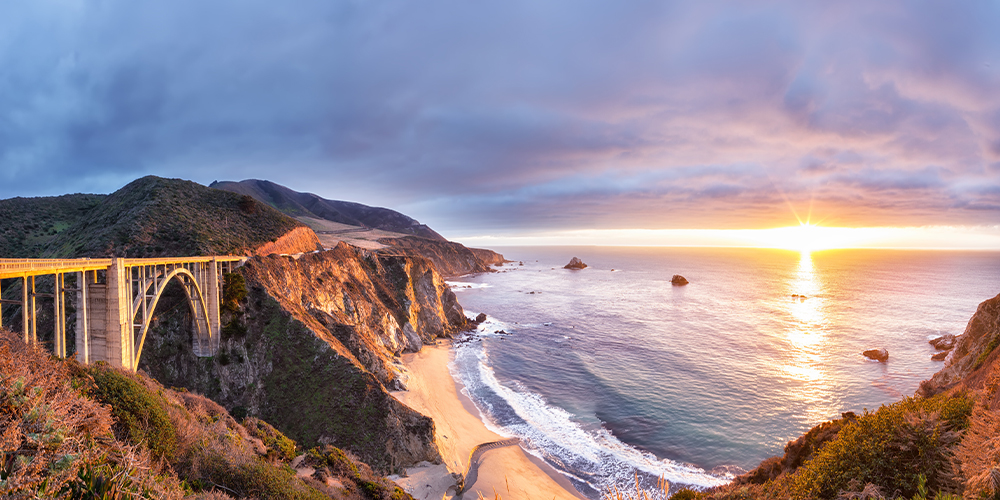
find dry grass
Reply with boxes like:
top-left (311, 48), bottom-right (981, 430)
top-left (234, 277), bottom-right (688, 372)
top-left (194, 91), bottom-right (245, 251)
top-left (955, 405), bottom-right (1000, 499)
top-left (0, 329), bottom-right (183, 498)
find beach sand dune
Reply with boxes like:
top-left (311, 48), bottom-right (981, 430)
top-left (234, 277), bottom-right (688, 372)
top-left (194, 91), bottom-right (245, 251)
top-left (391, 341), bottom-right (586, 500)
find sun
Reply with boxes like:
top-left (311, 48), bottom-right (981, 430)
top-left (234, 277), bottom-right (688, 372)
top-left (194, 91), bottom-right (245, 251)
top-left (759, 223), bottom-right (868, 252)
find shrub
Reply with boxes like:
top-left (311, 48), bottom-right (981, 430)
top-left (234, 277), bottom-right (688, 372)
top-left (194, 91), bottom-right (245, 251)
top-left (670, 489), bottom-right (704, 500)
top-left (790, 393), bottom-right (974, 499)
top-left (243, 418), bottom-right (298, 462)
top-left (222, 273), bottom-right (247, 313)
top-left (86, 364), bottom-right (178, 461)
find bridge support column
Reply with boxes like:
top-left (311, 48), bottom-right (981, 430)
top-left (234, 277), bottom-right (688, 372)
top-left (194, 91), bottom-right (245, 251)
top-left (75, 271), bottom-right (90, 365)
top-left (22, 277), bottom-right (28, 344)
top-left (208, 258), bottom-right (221, 352)
top-left (106, 259), bottom-right (134, 370)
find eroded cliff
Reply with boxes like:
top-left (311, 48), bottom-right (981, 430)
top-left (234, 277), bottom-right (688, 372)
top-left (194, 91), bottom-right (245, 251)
top-left (136, 243), bottom-right (469, 470)
top-left (918, 292), bottom-right (1000, 397)
top-left (378, 236), bottom-right (506, 277)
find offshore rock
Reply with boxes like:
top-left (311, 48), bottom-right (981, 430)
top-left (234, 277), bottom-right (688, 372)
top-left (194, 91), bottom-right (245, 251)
top-left (671, 275), bottom-right (689, 286)
top-left (929, 334), bottom-right (957, 351)
top-left (863, 348), bottom-right (889, 362)
top-left (475, 313), bottom-right (488, 323)
top-left (564, 257), bottom-right (588, 270)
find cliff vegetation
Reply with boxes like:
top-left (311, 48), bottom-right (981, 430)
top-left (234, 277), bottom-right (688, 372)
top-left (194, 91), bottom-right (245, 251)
top-left (135, 243), bottom-right (468, 471)
top-left (0, 328), bottom-right (416, 500)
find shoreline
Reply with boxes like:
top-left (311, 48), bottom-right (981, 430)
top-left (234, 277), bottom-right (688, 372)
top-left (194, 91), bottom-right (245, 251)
top-left (390, 340), bottom-right (589, 500)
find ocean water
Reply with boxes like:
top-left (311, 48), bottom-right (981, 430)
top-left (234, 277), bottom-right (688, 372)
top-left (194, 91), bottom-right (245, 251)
top-left (445, 246), bottom-right (1000, 497)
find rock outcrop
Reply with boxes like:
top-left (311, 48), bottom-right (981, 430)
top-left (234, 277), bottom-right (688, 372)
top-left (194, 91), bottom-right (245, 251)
top-left (137, 243), bottom-right (469, 470)
top-left (378, 236), bottom-right (506, 277)
top-left (564, 257), bottom-right (587, 270)
top-left (671, 275), bottom-right (689, 286)
top-left (929, 334), bottom-right (957, 351)
top-left (918, 293), bottom-right (1000, 397)
top-left (253, 226), bottom-right (324, 256)
top-left (863, 348), bottom-right (889, 362)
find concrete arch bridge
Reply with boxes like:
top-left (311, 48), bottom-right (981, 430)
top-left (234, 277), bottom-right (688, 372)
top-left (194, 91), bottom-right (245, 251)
top-left (0, 256), bottom-right (245, 371)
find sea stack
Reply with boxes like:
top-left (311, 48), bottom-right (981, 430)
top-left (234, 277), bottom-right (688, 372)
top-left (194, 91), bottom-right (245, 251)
top-left (863, 348), bottom-right (889, 362)
top-left (671, 275), bottom-right (689, 286)
top-left (564, 257), bottom-right (588, 269)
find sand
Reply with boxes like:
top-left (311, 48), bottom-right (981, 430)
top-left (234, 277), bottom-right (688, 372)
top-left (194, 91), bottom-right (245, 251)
top-left (390, 341), bottom-right (587, 500)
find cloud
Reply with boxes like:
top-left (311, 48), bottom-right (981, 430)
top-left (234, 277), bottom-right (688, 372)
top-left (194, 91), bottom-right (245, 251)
top-left (0, 0), bottom-right (998, 235)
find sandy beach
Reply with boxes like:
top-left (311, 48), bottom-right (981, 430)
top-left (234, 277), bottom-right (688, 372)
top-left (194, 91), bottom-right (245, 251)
top-left (390, 341), bottom-right (587, 500)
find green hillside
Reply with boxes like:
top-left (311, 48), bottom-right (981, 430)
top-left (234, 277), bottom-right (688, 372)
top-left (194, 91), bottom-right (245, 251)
top-left (0, 194), bottom-right (105, 258)
top-left (0, 176), bottom-right (309, 259)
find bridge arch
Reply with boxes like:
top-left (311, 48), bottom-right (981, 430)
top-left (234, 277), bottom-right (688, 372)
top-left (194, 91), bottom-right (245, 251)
top-left (131, 267), bottom-right (214, 368)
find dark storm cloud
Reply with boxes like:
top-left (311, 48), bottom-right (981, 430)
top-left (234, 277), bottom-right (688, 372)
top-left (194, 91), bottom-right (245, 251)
top-left (0, 0), bottom-right (998, 234)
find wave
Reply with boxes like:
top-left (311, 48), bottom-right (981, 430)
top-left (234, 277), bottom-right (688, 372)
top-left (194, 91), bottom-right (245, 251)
top-left (449, 327), bottom-right (732, 498)
top-left (447, 281), bottom-right (492, 292)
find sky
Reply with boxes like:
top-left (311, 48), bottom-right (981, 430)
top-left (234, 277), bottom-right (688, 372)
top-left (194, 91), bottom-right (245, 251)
top-left (1, 1), bottom-right (999, 247)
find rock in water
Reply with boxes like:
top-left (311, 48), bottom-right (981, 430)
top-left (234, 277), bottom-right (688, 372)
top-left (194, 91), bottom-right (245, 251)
top-left (929, 334), bottom-right (957, 351)
top-left (475, 313), bottom-right (487, 323)
top-left (931, 351), bottom-right (949, 361)
top-left (863, 348), bottom-right (889, 362)
top-left (564, 257), bottom-right (588, 270)
top-left (671, 275), bottom-right (689, 286)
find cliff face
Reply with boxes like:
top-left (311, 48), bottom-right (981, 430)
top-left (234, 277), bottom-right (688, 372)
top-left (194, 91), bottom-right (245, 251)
top-left (253, 226), bottom-right (323, 256)
top-left (918, 292), bottom-right (1000, 398)
top-left (136, 243), bottom-right (468, 470)
top-left (378, 236), bottom-right (506, 277)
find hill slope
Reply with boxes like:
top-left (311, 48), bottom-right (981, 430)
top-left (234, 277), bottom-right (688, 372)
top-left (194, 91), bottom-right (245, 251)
top-left (0, 176), bottom-right (321, 258)
top-left (0, 193), bottom-right (105, 258)
top-left (211, 179), bottom-right (446, 241)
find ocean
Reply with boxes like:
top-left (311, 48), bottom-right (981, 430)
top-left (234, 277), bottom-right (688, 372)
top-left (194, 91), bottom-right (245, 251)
top-left (445, 246), bottom-right (1000, 497)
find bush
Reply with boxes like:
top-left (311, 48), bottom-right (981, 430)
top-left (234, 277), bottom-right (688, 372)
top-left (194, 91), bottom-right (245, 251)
top-left (222, 273), bottom-right (247, 313)
top-left (243, 417), bottom-right (297, 462)
top-left (669, 489), bottom-right (703, 500)
top-left (790, 393), bottom-right (974, 499)
top-left (86, 364), bottom-right (178, 461)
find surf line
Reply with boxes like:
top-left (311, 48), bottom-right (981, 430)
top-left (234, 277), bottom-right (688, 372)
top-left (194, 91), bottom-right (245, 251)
top-left (457, 437), bottom-right (522, 495)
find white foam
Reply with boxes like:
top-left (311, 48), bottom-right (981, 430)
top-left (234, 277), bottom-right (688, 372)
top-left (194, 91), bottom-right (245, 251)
top-left (447, 281), bottom-right (492, 292)
top-left (452, 342), bottom-right (731, 494)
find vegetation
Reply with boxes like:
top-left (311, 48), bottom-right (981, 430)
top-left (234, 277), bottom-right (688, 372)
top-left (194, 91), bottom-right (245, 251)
top-left (243, 417), bottom-right (297, 461)
top-left (0, 176), bottom-right (306, 259)
top-left (0, 328), bottom-right (183, 499)
top-left (0, 193), bottom-right (104, 258)
top-left (304, 446), bottom-right (413, 500)
top-left (222, 273), bottom-right (248, 313)
top-left (86, 363), bottom-right (179, 461)
top-left (790, 393), bottom-right (973, 499)
top-left (0, 328), bottom-right (415, 499)
top-left (975, 333), bottom-right (1000, 370)
top-left (689, 391), bottom-right (978, 500)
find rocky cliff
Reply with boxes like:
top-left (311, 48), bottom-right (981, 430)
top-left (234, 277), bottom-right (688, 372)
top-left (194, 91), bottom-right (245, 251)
top-left (136, 243), bottom-right (469, 471)
top-left (253, 226), bottom-right (324, 256)
top-left (918, 292), bottom-right (1000, 398)
top-left (378, 236), bottom-right (506, 277)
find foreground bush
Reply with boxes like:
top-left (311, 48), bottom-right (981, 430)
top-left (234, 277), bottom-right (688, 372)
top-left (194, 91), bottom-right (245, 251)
top-left (0, 329), bottom-right (184, 499)
top-left (790, 393), bottom-right (974, 499)
top-left (86, 362), bottom-right (179, 461)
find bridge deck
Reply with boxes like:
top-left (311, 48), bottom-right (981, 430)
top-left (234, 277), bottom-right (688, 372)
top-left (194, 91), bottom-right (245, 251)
top-left (0, 256), bottom-right (245, 279)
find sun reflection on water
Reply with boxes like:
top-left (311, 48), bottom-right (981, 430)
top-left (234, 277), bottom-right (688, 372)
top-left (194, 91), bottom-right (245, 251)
top-left (781, 251), bottom-right (839, 423)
